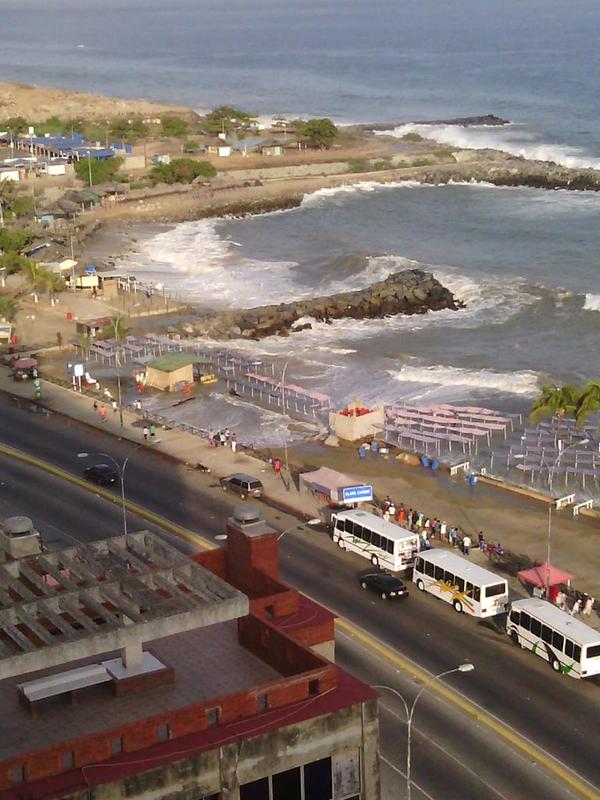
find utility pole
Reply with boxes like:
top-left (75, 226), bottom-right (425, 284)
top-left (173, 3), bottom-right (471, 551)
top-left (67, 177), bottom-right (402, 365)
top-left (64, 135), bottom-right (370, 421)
top-left (87, 152), bottom-right (93, 188)
top-left (0, 199), bottom-right (4, 228)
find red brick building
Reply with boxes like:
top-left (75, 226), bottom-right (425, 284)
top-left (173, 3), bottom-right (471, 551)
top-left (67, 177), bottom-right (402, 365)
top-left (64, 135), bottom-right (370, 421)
top-left (0, 507), bottom-right (380, 800)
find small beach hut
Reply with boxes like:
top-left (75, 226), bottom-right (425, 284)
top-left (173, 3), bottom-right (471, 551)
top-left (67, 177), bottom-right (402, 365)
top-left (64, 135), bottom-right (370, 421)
top-left (299, 466), bottom-right (365, 504)
top-left (146, 354), bottom-right (196, 391)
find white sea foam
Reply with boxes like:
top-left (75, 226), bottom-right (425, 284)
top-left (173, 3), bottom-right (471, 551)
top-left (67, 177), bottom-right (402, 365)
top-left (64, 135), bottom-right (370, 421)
top-left (583, 293), bottom-right (600, 311)
top-left (121, 219), bottom-right (304, 306)
top-left (379, 123), bottom-right (600, 170)
top-left (316, 345), bottom-right (358, 355)
top-left (388, 365), bottom-right (540, 396)
top-left (301, 180), bottom-right (422, 207)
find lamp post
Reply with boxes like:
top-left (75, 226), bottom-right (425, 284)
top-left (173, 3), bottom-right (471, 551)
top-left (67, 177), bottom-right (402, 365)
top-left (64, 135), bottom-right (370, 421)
top-left (277, 518), bottom-right (321, 541)
top-left (78, 447), bottom-right (141, 536)
top-left (279, 357), bottom-right (292, 473)
top-left (375, 663), bottom-right (475, 800)
top-left (545, 438), bottom-right (589, 599)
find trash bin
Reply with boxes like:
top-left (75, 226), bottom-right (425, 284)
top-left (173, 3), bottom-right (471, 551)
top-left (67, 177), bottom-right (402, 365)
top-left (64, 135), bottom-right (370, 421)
top-left (66, 312), bottom-right (73, 321)
top-left (467, 473), bottom-right (478, 486)
top-left (431, 459), bottom-right (440, 470)
top-left (421, 455), bottom-right (431, 468)
top-left (370, 440), bottom-right (379, 454)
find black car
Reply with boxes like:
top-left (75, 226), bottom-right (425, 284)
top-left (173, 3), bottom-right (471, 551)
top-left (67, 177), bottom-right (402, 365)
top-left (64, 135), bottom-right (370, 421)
top-left (359, 572), bottom-right (409, 600)
top-left (84, 464), bottom-right (120, 487)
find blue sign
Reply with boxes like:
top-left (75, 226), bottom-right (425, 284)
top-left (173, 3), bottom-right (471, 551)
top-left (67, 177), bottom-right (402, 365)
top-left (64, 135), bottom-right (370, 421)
top-left (342, 484), bottom-right (373, 503)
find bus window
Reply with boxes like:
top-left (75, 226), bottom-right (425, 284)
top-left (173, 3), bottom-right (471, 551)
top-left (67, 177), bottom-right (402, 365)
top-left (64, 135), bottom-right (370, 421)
top-left (530, 618), bottom-right (542, 637)
top-left (386, 538), bottom-right (394, 554)
top-left (443, 570), bottom-right (455, 585)
top-left (434, 565), bottom-right (444, 581)
top-left (371, 532), bottom-right (381, 549)
top-left (473, 586), bottom-right (481, 602)
top-left (565, 639), bottom-right (574, 658)
top-left (344, 519), bottom-right (354, 535)
top-left (520, 612), bottom-right (531, 631)
top-left (485, 583), bottom-right (506, 598)
top-left (510, 610), bottom-right (520, 625)
top-left (415, 557), bottom-right (423, 571)
top-left (361, 527), bottom-right (370, 543)
top-left (573, 644), bottom-right (581, 661)
top-left (335, 518), bottom-right (344, 531)
top-left (465, 582), bottom-right (473, 597)
top-left (541, 625), bottom-right (553, 645)
top-left (455, 576), bottom-right (465, 593)
top-left (586, 645), bottom-right (600, 659)
top-left (552, 631), bottom-right (564, 651)
top-left (425, 561), bottom-right (435, 577)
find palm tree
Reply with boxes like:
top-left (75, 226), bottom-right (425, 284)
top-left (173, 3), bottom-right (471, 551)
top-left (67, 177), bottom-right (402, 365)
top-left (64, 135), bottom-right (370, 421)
top-left (575, 381), bottom-right (600, 428)
top-left (77, 334), bottom-right (91, 361)
top-left (0, 296), bottom-right (19, 321)
top-left (529, 384), bottom-right (582, 427)
top-left (20, 260), bottom-right (44, 303)
top-left (36, 267), bottom-right (62, 306)
top-left (102, 315), bottom-right (131, 428)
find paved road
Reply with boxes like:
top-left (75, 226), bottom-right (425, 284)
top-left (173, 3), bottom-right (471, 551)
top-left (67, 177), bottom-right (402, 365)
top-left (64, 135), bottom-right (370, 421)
top-left (0, 396), bottom-right (598, 800)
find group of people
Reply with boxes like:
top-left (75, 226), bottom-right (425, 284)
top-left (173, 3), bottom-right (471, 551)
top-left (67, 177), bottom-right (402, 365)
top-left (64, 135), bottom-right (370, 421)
top-left (554, 589), bottom-right (595, 617)
top-left (209, 428), bottom-right (237, 453)
top-left (381, 497), bottom-right (489, 556)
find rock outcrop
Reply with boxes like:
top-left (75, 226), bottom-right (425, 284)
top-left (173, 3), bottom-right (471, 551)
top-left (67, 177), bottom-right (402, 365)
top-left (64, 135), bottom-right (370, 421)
top-left (176, 269), bottom-right (463, 340)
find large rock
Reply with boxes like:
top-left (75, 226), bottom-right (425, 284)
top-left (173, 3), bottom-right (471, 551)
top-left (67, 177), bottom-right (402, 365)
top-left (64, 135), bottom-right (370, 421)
top-left (179, 269), bottom-right (464, 340)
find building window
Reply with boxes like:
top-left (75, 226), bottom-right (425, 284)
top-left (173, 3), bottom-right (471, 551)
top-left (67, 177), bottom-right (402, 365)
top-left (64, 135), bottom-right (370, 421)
top-left (111, 737), bottom-right (123, 755)
top-left (157, 723), bottom-right (170, 742)
top-left (62, 751), bottom-right (75, 769)
top-left (240, 777), bottom-right (269, 800)
top-left (272, 767), bottom-right (301, 800)
top-left (206, 707), bottom-right (221, 727)
top-left (304, 758), bottom-right (332, 800)
top-left (10, 765), bottom-right (25, 784)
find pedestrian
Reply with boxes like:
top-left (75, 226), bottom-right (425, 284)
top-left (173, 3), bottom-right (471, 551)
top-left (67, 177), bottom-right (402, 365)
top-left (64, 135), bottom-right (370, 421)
top-left (358, 445), bottom-right (366, 459)
top-left (99, 404), bottom-right (107, 423)
top-left (478, 531), bottom-right (485, 550)
top-left (93, 400), bottom-right (98, 412)
top-left (112, 400), bottom-right (118, 413)
top-left (449, 527), bottom-right (458, 547)
top-left (434, 519), bottom-right (442, 538)
top-left (555, 590), bottom-right (567, 611)
top-left (383, 495), bottom-right (392, 511)
top-left (383, 509), bottom-right (390, 523)
top-left (462, 534), bottom-right (472, 555)
top-left (421, 530), bottom-right (429, 549)
top-left (440, 520), bottom-right (447, 541)
top-left (150, 423), bottom-right (157, 439)
top-left (417, 511), bottom-right (424, 530)
top-left (570, 598), bottom-right (582, 616)
top-left (273, 458), bottom-right (281, 475)
top-left (582, 595), bottom-right (595, 616)
top-left (231, 433), bottom-right (237, 453)
top-left (143, 425), bottom-right (149, 441)
top-left (388, 503), bottom-right (396, 519)
top-left (397, 506), bottom-right (406, 525)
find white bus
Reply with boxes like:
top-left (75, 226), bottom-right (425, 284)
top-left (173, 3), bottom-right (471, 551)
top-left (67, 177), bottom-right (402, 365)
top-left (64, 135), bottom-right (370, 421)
top-left (507, 598), bottom-right (600, 679)
top-left (412, 549), bottom-right (509, 617)
top-left (331, 509), bottom-right (420, 572)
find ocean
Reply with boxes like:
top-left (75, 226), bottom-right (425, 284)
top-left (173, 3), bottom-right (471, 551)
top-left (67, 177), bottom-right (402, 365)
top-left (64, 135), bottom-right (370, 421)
top-left (1, 0), bottom-right (599, 441)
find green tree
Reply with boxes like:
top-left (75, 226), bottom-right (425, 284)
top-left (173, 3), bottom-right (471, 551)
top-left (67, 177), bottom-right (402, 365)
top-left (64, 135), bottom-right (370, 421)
top-left (0, 296), bottom-right (19, 321)
top-left (202, 106), bottom-right (257, 135)
top-left (161, 116), bottom-right (189, 138)
top-left (0, 227), bottom-right (35, 254)
top-left (129, 118), bottom-right (149, 140)
top-left (102, 315), bottom-right (131, 427)
top-left (0, 252), bottom-right (33, 275)
top-left (109, 118), bottom-right (130, 140)
top-left (575, 381), bottom-right (600, 427)
top-left (74, 156), bottom-right (123, 186)
top-left (4, 116), bottom-right (28, 134)
top-left (20, 260), bottom-right (46, 303)
top-left (150, 158), bottom-right (216, 185)
top-left (300, 118), bottom-right (338, 149)
top-left (77, 333), bottom-right (91, 360)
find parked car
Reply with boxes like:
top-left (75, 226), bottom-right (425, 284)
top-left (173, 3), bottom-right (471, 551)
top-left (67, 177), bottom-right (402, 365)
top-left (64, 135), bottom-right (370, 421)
top-left (359, 572), bottom-right (409, 600)
top-left (220, 473), bottom-right (264, 499)
top-left (84, 464), bottom-right (120, 487)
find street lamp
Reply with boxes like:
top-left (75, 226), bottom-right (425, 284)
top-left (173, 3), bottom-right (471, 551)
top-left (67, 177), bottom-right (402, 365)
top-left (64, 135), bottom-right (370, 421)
top-left (375, 663), bottom-right (475, 800)
top-left (277, 518), bottom-right (321, 541)
top-left (545, 438), bottom-right (589, 599)
top-left (279, 356), bottom-right (292, 473)
top-left (77, 446), bottom-right (142, 536)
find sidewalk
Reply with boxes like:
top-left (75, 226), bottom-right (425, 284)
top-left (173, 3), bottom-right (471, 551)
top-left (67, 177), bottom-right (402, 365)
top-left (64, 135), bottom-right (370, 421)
top-left (2, 367), bottom-right (599, 600)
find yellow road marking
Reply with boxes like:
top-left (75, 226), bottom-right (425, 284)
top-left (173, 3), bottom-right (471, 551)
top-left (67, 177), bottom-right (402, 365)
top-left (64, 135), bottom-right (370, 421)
top-left (336, 617), bottom-right (600, 800)
top-left (1, 442), bottom-right (597, 799)
top-left (0, 442), bottom-right (213, 551)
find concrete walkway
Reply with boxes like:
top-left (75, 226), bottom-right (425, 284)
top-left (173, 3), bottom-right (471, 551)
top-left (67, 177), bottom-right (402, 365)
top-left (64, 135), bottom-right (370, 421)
top-left (2, 366), bottom-right (599, 601)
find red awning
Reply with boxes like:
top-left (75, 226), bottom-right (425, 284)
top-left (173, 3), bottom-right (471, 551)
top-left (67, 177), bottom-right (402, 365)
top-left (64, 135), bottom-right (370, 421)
top-left (13, 358), bottom-right (38, 369)
top-left (517, 562), bottom-right (574, 588)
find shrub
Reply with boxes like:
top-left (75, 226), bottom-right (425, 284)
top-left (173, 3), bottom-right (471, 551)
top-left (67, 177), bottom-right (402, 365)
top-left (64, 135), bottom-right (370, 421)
top-left (347, 158), bottom-right (370, 173)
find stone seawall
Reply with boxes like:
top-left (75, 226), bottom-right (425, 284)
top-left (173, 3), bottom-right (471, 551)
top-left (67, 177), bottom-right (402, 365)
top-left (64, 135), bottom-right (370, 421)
top-left (177, 269), bottom-right (462, 340)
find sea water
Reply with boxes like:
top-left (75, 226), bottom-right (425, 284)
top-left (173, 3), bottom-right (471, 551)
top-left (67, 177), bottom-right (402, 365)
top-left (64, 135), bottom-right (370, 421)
top-left (1, 0), bottom-right (599, 437)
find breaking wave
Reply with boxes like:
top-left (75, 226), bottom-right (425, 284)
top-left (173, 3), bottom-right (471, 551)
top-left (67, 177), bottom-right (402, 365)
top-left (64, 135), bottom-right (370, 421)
top-left (388, 365), bottom-right (540, 396)
top-left (583, 293), bottom-right (600, 311)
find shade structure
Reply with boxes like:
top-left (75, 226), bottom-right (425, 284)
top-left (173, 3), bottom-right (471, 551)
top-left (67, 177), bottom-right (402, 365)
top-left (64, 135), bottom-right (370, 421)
top-left (13, 358), bottom-right (37, 369)
top-left (517, 562), bottom-right (574, 589)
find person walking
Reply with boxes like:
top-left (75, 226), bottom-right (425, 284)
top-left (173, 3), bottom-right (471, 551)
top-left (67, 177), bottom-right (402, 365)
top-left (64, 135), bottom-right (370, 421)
top-left (583, 595), bottom-right (595, 616)
top-left (440, 520), bottom-right (447, 541)
top-left (230, 433), bottom-right (237, 453)
top-left (143, 425), bottom-right (149, 441)
top-left (111, 400), bottom-right (118, 413)
top-left (449, 527), bottom-right (458, 547)
top-left (462, 534), bottom-right (472, 556)
top-left (93, 400), bottom-right (98, 412)
top-left (555, 590), bottom-right (567, 611)
top-left (150, 423), bottom-right (157, 439)
top-left (570, 597), bottom-right (582, 616)
top-left (383, 509), bottom-right (391, 523)
top-left (99, 404), bottom-right (107, 423)
top-left (273, 458), bottom-right (281, 475)
top-left (478, 531), bottom-right (485, 550)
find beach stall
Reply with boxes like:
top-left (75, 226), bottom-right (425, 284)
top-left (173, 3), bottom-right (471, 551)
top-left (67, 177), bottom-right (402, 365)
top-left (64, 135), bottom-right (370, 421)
top-left (299, 466), bottom-right (371, 504)
top-left (329, 402), bottom-right (385, 442)
top-left (12, 357), bottom-right (38, 381)
top-left (146, 354), bottom-right (196, 391)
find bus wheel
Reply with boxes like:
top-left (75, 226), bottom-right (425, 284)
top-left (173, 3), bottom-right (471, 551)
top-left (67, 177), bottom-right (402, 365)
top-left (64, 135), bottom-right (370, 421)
top-left (453, 600), bottom-right (463, 613)
top-left (337, 539), bottom-right (345, 550)
top-left (510, 630), bottom-right (520, 646)
top-left (371, 556), bottom-right (379, 566)
top-left (551, 658), bottom-right (562, 673)
top-left (417, 579), bottom-right (425, 592)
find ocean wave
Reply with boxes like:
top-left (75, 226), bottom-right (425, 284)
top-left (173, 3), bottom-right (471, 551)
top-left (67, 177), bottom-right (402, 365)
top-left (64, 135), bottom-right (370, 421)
top-left (379, 123), bottom-right (600, 170)
top-left (300, 180), bottom-right (422, 207)
top-left (583, 293), bottom-right (600, 311)
top-left (388, 365), bottom-right (540, 396)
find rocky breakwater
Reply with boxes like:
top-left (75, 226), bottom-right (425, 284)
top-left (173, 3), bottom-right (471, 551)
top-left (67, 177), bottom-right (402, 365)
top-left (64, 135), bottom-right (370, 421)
top-left (178, 269), bottom-right (463, 340)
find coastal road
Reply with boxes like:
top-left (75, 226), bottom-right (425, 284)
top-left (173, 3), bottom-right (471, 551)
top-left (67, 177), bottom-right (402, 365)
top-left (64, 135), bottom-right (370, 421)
top-left (0, 396), bottom-right (598, 800)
